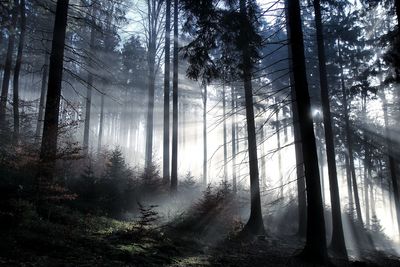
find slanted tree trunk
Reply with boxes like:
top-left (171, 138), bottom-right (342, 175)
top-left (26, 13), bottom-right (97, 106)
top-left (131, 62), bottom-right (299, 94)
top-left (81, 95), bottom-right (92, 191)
top-left (39, 0), bottom-right (70, 182)
top-left (170, 0), bottom-right (179, 191)
top-left (12, 0), bottom-right (26, 144)
top-left (239, 0), bottom-right (264, 235)
top-left (287, 0), bottom-right (327, 263)
top-left (35, 50), bottom-right (50, 142)
top-left (83, 10), bottom-right (96, 155)
top-left (202, 84), bottom-right (207, 186)
top-left (313, 0), bottom-right (347, 258)
top-left (163, 0), bottom-right (171, 183)
top-left (0, 0), bottom-right (18, 129)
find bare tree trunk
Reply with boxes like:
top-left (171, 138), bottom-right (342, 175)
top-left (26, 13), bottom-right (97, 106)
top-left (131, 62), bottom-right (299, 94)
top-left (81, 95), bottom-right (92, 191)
top-left (12, 0), bottom-right (26, 144)
top-left (163, 0), bottom-right (171, 183)
top-left (0, 0), bottom-right (18, 128)
top-left (203, 84), bottom-right (207, 186)
top-left (362, 95), bottom-right (371, 229)
top-left (260, 123), bottom-right (266, 189)
top-left (83, 11), bottom-right (96, 155)
top-left (240, 0), bottom-right (264, 235)
top-left (231, 86), bottom-right (237, 192)
top-left (223, 85), bottom-right (227, 181)
top-left (345, 154), bottom-right (354, 214)
top-left (39, 0), bottom-right (70, 182)
top-left (170, 0), bottom-right (179, 191)
top-left (97, 94), bottom-right (104, 153)
top-left (145, 48), bottom-right (156, 168)
top-left (275, 97), bottom-right (283, 197)
top-left (284, 0), bottom-right (306, 238)
top-left (287, 0), bottom-right (327, 262)
top-left (35, 51), bottom-right (50, 142)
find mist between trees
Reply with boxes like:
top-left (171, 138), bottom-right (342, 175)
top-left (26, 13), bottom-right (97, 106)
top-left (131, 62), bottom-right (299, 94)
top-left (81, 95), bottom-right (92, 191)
top-left (1, 0), bottom-right (400, 266)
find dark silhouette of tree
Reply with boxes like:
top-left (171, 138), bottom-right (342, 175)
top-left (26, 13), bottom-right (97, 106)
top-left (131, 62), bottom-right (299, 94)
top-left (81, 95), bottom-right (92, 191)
top-left (287, 0), bottom-right (328, 263)
top-left (0, 0), bottom-right (18, 130)
top-left (180, 0), bottom-right (265, 235)
top-left (171, 0), bottom-right (179, 191)
top-left (12, 0), bottom-right (26, 144)
top-left (163, 0), bottom-right (171, 184)
top-left (38, 0), bottom-right (70, 182)
top-left (313, 0), bottom-right (347, 259)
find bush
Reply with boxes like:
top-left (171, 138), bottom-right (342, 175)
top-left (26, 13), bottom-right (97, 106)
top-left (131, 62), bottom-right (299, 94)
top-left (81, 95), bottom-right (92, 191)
top-left (174, 181), bottom-right (239, 241)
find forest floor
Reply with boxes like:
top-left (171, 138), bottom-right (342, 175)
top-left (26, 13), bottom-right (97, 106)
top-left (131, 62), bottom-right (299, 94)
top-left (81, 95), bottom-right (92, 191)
top-left (1, 201), bottom-right (400, 267)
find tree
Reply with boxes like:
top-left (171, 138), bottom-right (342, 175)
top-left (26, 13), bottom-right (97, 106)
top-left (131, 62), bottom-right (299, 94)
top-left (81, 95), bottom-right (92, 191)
top-left (287, 0), bottom-right (328, 263)
top-left (83, 3), bottom-right (97, 155)
top-left (170, 0), bottom-right (179, 191)
top-left (12, 0), bottom-right (26, 144)
top-left (38, 0), bottom-right (70, 182)
top-left (0, 0), bottom-right (18, 129)
top-left (283, 0), bottom-right (306, 237)
top-left (163, 0), bottom-right (171, 183)
top-left (202, 84), bottom-right (208, 185)
top-left (143, 0), bottom-right (165, 168)
top-left (180, 0), bottom-right (265, 235)
top-left (313, 0), bottom-right (347, 259)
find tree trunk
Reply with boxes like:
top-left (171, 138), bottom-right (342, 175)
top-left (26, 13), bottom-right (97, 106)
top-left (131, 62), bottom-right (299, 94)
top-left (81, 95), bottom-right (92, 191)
top-left (396, 0), bottom-right (400, 27)
top-left (381, 90), bottom-right (400, 234)
top-left (313, 0), bottom-right (347, 258)
top-left (284, 0), bottom-right (306, 238)
top-left (170, 0), bottom-right (179, 191)
top-left (203, 84), bottom-right (208, 186)
top-left (240, 0), bottom-right (264, 235)
top-left (363, 95), bottom-right (370, 228)
top-left (12, 0), bottom-right (26, 144)
top-left (35, 50), bottom-right (50, 142)
top-left (223, 85), bottom-right (228, 181)
top-left (97, 93), bottom-right (104, 153)
top-left (39, 0), bottom-right (70, 182)
top-left (163, 0), bottom-right (171, 183)
top-left (144, 2), bottom-right (158, 168)
top-left (275, 97), bottom-right (283, 197)
top-left (345, 154), bottom-right (354, 215)
top-left (83, 12), bottom-right (96, 155)
top-left (287, 0), bottom-right (327, 263)
top-left (338, 40), bottom-right (363, 225)
top-left (0, 0), bottom-right (18, 128)
top-left (260, 123), bottom-right (266, 189)
top-left (231, 86), bottom-right (237, 192)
